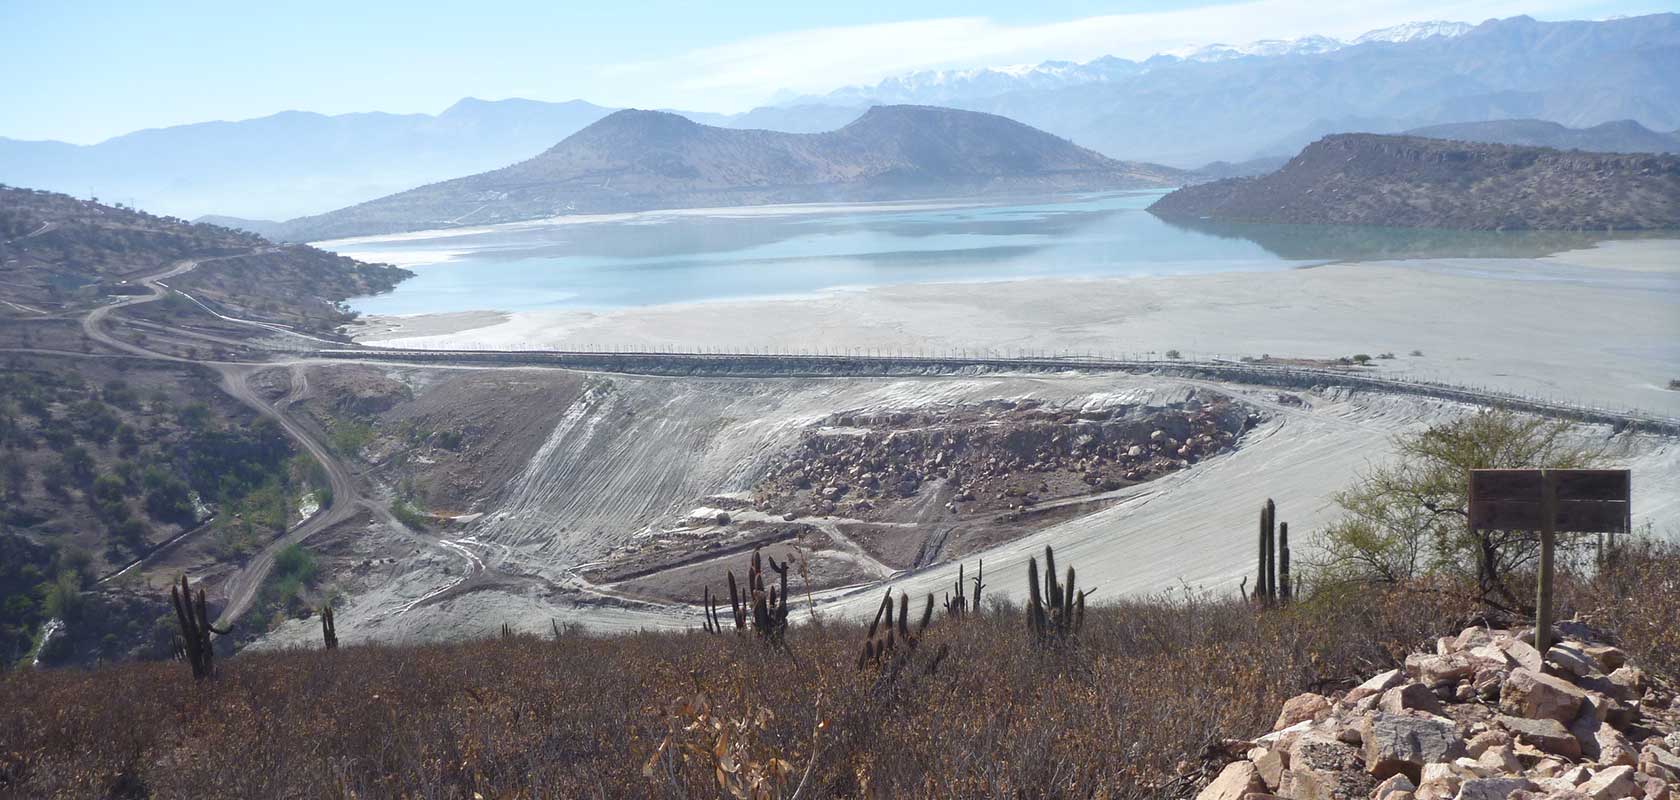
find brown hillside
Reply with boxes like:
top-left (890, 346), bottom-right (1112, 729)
top-left (279, 106), bottom-right (1190, 240)
top-left (1148, 134), bottom-right (1680, 230)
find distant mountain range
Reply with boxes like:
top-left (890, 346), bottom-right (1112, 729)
top-left (1149, 134), bottom-right (1680, 230)
top-left (271, 106), bottom-right (1187, 242)
top-left (1402, 119), bottom-right (1680, 154)
top-left (0, 98), bottom-right (622, 221)
top-left (1, 13), bottom-right (1674, 222)
top-left (817, 20), bottom-right (1473, 107)
top-left (800, 14), bottom-right (1679, 167)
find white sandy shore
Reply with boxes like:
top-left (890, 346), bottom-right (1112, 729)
top-left (351, 240), bottom-right (1680, 416)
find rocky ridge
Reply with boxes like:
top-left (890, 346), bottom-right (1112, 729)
top-left (1198, 623), bottom-right (1680, 800)
top-left (1148, 134), bottom-right (1680, 231)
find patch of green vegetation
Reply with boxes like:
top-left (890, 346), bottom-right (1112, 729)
top-left (141, 465), bottom-right (194, 523)
top-left (329, 420), bottom-right (374, 457)
top-left (390, 499), bottom-right (431, 531)
top-left (207, 480), bottom-right (292, 560)
top-left (256, 544), bottom-right (320, 624)
top-left (0, 537), bottom-right (85, 667)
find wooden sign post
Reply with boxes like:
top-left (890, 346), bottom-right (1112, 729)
top-left (1469, 468), bottom-right (1630, 653)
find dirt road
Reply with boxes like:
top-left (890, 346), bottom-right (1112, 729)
top-left (72, 254), bottom-right (393, 626)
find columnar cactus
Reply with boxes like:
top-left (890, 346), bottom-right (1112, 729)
top-left (1279, 522), bottom-right (1291, 604)
top-left (320, 605), bottom-right (338, 650)
top-left (1264, 499), bottom-right (1277, 604)
top-left (856, 588), bottom-right (944, 681)
top-left (706, 548), bottom-right (791, 641)
top-left (1254, 500), bottom-right (1291, 608)
top-left (169, 574), bottom-right (227, 680)
top-left (943, 560), bottom-right (984, 619)
top-left (1026, 546), bottom-right (1086, 644)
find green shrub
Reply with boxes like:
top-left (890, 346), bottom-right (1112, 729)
top-left (41, 571), bottom-right (83, 622)
top-left (390, 499), bottom-right (430, 530)
top-left (1310, 409), bottom-right (1601, 606)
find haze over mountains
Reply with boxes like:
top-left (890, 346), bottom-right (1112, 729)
top-left (1, 13), bottom-right (1674, 222)
top-left (0, 99), bottom-right (617, 221)
top-left (274, 106), bottom-right (1186, 241)
top-left (808, 14), bottom-right (1680, 167)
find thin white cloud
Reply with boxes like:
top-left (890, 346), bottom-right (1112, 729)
top-left (596, 0), bottom-right (1618, 111)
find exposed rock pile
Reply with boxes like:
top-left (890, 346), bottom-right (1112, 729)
top-left (755, 398), bottom-right (1254, 519)
top-left (1200, 623), bottom-right (1680, 800)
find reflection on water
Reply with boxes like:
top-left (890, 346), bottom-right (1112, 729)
top-left (338, 192), bottom-right (1642, 315)
top-left (1154, 216), bottom-right (1667, 262)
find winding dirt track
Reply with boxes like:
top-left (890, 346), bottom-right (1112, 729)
top-left (69, 254), bottom-right (423, 627)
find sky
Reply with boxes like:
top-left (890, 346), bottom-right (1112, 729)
top-left (2, 0), bottom-right (1673, 144)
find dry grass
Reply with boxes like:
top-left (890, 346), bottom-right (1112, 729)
top-left (2, 546), bottom-right (1676, 799)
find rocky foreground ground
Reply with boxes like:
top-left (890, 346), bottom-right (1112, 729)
top-left (1200, 622), bottom-right (1680, 800)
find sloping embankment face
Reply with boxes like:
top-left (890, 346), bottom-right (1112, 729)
top-left (261, 370), bottom-right (1680, 646)
top-left (469, 374), bottom-right (1239, 569)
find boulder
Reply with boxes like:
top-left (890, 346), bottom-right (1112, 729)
top-left (1362, 712), bottom-right (1470, 782)
top-left (1456, 777), bottom-right (1537, 800)
top-left (1410, 654), bottom-right (1477, 686)
top-left (1501, 669), bottom-right (1588, 723)
top-left (1255, 719), bottom-right (1316, 752)
top-left (1254, 747), bottom-right (1288, 790)
top-left (1475, 668), bottom-right (1510, 700)
top-left (1609, 667), bottom-right (1647, 699)
top-left (1197, 761), bottom-right (1267, 800)
top-left (1557, 766), bottom-right (1594, 786)
top-left (1496, 715), bottom-right (1583, 759)
top-left (1376, 774), bottom-right (1418, 799)
top-left (1348, 670), bottom-right (1411, 705)
top-left (1581, 645), bottom-right (1627, 673)
top-left (1546, 645), bottom-right (1596, 678)
top-left (1470, 645), bottom-right (1517, 671)
top-left (1643, 747), bottom-right (1680, 781)
top-left (1455, 627), bottom-right (1498, 652)
top-left (1283, 733), bottom-right (1374, 800)
top-left (1383, 683), bottom-right (1448, 716)
top-left (1416, 763), bottom-right (1472, 800)
top-left (1478, 744), bottom-right (1522, 775)
top-left (1594, 730), bottom-right (1638, 769)
top-left (1275, 693), bottom-right (1333, 731)
top-left (1468, 731), bottom-right (1515, 758)
top-left (1578, 765), bottom-right (1638, 800)
top-left (1499, 639), bottom-right (1545, 673)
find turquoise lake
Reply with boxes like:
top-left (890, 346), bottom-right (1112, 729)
top-left (334, 192), bottom-right (1640, 315)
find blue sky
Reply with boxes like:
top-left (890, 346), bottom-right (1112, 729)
top-left (2, 0), bottom-right (1672, 144)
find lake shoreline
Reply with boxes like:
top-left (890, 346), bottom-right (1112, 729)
top-left (347, 239), bottom-right (1680, 416)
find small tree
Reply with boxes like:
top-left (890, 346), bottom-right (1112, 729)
top-left (1312, 410), bottom-right (1602, 608)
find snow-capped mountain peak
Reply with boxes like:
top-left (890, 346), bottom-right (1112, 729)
top-left (1173, 34), bottom-right (1345, 62)
top-left (803, 20), bottom-right (1474, 106)
top-left (1352, 20), bottom-right (1474, 44)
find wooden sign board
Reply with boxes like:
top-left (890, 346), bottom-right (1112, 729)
top-left (1469, 469), bottom-right (1630, 533)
